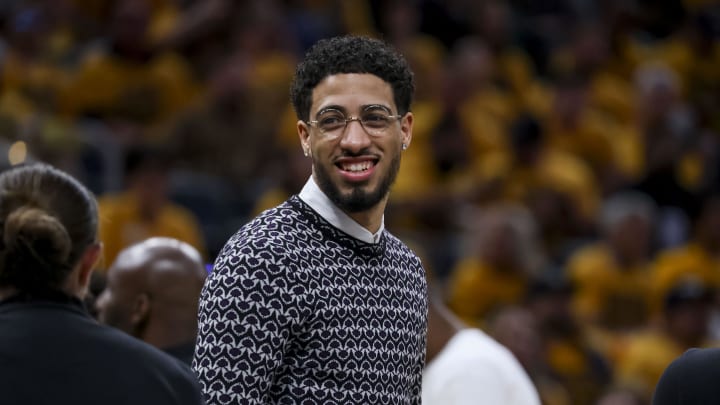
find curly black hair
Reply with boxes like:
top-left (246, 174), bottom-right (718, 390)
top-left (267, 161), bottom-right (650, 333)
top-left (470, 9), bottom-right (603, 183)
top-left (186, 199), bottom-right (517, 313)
top-left (290, 35), bottom-right (415, 122)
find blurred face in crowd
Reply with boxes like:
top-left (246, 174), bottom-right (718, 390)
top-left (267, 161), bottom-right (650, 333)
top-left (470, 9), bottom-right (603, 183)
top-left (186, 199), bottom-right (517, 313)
top-left (480, 219), bottom-right (520, 271)
top-left (666, 298), bottom-right (712, 346)
top-left (129, 166), bottom-right (169, 220)
top-left (607, 214), bottom-right (653, 264)
top-left (96, 260), bottom-right (144, 335)
top-left (554, 83), bottom-right (589, 127)
top-left (696, 197), bottom-right (720, 250)
top-left (298, 73), bottom-right (413, 217)
top-left (110, 0), bottom-right (151, 51)
top-left (490, 307), bottom-right (543, 372)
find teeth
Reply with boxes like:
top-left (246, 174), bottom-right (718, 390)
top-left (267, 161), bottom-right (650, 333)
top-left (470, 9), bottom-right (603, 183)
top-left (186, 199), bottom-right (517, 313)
top-left (342, 162), bottom-right (372, 172)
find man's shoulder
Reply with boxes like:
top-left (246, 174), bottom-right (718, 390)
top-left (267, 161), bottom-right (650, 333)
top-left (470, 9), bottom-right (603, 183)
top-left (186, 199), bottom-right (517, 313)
top-left (213, 198), bottom-right (308, 265)
top-left (382, 231), bottom-right (423, 261)
top-left (232, 199), bottom-right (307, 242)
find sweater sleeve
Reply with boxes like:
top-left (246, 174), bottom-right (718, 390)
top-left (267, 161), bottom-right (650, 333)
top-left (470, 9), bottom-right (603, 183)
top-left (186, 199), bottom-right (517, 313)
top-left (193, 237), bottom-right (303, 404)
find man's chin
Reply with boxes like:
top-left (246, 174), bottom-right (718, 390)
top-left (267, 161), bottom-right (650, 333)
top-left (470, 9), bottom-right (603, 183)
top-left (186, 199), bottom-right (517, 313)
top-left (335, 188), bottom-right (386, 213)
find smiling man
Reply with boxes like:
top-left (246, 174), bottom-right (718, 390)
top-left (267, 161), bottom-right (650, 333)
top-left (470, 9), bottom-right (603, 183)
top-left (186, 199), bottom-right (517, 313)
top-left (193, 36), bottom-right (428, 404)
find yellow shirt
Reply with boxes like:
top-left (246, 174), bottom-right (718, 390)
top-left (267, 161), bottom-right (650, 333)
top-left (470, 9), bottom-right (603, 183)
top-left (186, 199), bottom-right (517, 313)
top-left (60, 50), bottom-right (199, 123)
top-left (544, 110), bottom-right (616, 175)
top-left (98, 192), bottom-right (206, 268)
top-left (545, 338), bottom-right (610, 405)
top-left (476, 149), bottom-right (600, 221)
top-left (459, 87), bottom-right (517, 158)
top-left (567, 243), bottom-right (652, 328)
top-left (615, 331), bottom-right (686, 398)
top-left (651, 242), bottom-right (720, 311)
top-left (446, 257), bottom-right (527, 326)
top-left (391, 100), bottom-right (444, 201)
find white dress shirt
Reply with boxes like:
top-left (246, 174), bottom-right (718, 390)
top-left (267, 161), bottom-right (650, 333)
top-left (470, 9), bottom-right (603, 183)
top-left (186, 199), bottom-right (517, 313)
top-left (298, 176), bottom-right (384, 244)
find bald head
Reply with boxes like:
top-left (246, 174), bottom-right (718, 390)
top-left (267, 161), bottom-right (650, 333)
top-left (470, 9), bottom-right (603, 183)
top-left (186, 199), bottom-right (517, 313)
top-left (96, 237), bottom-right (207, 348)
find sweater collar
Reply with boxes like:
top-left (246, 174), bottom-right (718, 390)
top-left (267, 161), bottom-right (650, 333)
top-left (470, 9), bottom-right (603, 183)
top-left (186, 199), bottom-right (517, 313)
top-left (298, 177), bottom-right (384, 244)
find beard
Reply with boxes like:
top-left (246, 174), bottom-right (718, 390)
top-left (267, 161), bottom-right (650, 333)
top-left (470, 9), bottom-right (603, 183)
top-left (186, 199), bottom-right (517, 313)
top-left (315, 152), bottom-right (401, 213)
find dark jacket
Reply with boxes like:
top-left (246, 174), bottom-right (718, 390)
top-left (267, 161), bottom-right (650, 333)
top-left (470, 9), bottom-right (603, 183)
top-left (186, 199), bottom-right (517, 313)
top-left (0, 292), bottom-right (204, 405)
top-left (653, 348), bottom-right (720, 404)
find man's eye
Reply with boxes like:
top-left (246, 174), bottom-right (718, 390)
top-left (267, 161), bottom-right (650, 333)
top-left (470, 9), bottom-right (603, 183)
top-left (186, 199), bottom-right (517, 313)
top-left (320, 117), bottom-right (341, 124)
top-left (362, 113), bottom-right (390, 127)
top-left (318, 115), bottom-right (345, 128)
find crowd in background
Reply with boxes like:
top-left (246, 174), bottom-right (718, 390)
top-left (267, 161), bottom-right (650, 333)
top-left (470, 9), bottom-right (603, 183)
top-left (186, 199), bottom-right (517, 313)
top-left (1, 0), bottom-right (720, 404)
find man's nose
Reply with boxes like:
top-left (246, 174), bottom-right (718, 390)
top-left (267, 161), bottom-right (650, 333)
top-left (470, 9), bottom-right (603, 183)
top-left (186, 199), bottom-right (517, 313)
top-left (338, 118), bottom-right (372, 150)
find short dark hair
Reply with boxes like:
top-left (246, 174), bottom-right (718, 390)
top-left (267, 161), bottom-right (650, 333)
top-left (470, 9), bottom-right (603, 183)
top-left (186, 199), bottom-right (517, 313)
top-left (0, 163), bottom-right (98, 293)
top-left (290, 35), bottom-right (415, 121)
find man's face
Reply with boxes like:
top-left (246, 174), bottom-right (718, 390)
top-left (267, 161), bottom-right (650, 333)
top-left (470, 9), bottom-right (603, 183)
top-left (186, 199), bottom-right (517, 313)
top-left (95, 265), bottom-right (142, 336)
top-left (298, 73), bottom-right (413, 213)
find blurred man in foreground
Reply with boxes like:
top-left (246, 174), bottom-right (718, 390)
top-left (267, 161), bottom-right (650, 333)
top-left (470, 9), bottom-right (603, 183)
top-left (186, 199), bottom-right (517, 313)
top-left (97, 237), bottom-right (207, 365)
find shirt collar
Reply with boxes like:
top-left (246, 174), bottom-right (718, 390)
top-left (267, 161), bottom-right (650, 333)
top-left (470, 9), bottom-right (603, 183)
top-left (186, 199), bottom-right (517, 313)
top-left (298, 176), bottom-right (384, 244)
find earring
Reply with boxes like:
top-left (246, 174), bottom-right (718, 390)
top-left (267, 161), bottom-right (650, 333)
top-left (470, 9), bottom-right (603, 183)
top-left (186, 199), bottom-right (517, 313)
top-left (402, 144), bottom-right (408, 150)
top-left (303, 149), bottom-right (309, 157)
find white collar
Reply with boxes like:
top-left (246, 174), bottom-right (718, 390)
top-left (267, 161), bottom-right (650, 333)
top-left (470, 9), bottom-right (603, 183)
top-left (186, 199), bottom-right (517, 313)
top-left (298, 176), bottom-right (384, 244)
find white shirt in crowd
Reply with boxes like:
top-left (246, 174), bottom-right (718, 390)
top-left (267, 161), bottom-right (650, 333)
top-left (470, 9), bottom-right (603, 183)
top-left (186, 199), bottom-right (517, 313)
top-left (422, 328), bottom-right (541, 405)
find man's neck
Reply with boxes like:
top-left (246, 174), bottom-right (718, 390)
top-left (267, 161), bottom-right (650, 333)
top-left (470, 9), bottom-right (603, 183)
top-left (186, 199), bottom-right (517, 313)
top-left (426, 305), bottom-right (464, 364)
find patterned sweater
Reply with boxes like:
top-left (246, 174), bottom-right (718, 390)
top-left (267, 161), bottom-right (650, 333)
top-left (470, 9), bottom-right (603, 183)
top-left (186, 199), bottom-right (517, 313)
top-left (194, 196), bottom-right (428, 404)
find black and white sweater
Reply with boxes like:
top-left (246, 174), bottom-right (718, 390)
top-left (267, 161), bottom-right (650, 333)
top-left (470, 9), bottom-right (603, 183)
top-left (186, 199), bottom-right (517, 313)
top-left (193, 196), bottom-right (428, 404)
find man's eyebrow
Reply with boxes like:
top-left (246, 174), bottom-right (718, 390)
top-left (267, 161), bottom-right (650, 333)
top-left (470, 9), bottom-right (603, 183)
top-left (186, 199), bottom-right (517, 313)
top-left (316, 106), bottom-right (346, 116)
top-left (315, 104), bottom-right (393, 117)
top-left (362, 104), bottom-right (392, 113)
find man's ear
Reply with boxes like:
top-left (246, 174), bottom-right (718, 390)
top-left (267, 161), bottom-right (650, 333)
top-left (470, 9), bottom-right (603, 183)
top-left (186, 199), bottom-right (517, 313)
top-left (130, 293), bottom-right (151, 327)
top-left (297, 120), bottom-right (311, 158)
top-left (400, 112), bottom-right (413, 150)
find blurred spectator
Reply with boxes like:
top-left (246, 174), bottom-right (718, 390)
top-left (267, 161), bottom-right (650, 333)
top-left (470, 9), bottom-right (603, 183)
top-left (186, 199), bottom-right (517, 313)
top-left (97, 144), bottom-right (206, 267)
top-left (423, 285), bottom-right (541, 405)
top-left (97, 237), bottom-right (206, 365)
top-left (651, 194), bottom-right (720, 312)
top-left (446, 204), bottom-right (543, 326)
top-left (524, 272), bottom-right (612, 405)
top-left (490, 306), bottom-right (572, 405)
top-left (474, 113), bottom-right (597, 262)
top-left (449, 36), bottom-right (517, 159)
top-left (1, 3), bottom-right (69, 120)
top-left (566, 191), bottom-right (658, 363)
top-left (469, 1), bottom-right (537, 97)
top-left (251, 145), bottom-right (311, 216)
top-left (59, 0), bottom-right (199, 125)
top-left (0, 163), bottom-right (203, 405)
top-left (630, 62), bottom-right (700, 247)
top-left (615, 278), bottom-right (716, 402)
top-left (167, 48), bottom-right (274, 191)
top-left (543, 72), bottom-right (622, 192)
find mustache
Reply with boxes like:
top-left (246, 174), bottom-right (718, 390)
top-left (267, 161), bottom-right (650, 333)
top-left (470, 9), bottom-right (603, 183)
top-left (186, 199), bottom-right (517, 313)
top-left (339, 148), bottom-right (375, 157)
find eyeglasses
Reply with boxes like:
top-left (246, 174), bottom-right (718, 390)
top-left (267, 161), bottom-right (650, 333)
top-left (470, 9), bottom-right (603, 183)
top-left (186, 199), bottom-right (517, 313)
top-left (306, 106), bottom-right (403, 138)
